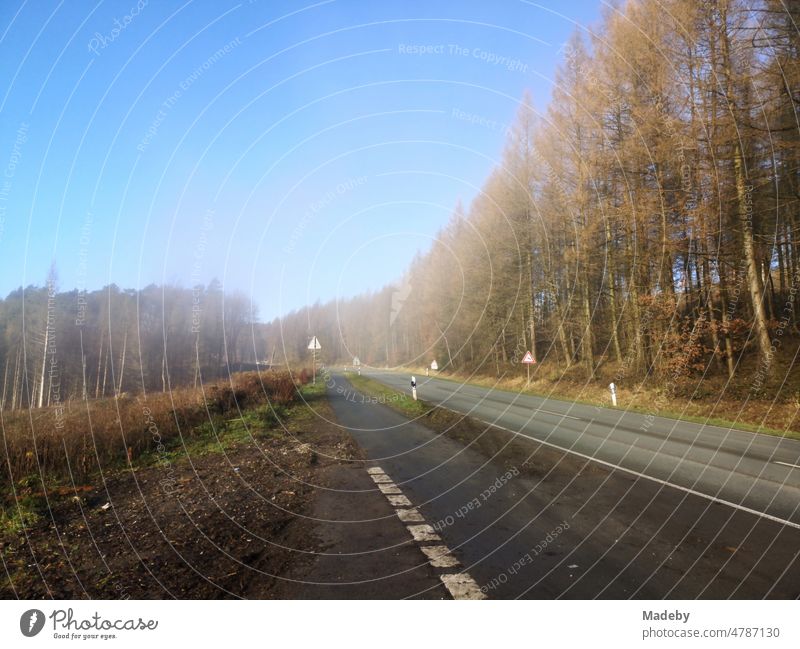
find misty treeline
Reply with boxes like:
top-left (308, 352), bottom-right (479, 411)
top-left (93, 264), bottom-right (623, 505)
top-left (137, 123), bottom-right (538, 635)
top-left (266, 0), bottom-right (800, 391)
top-left (0, 271), bottom-right (258, 411)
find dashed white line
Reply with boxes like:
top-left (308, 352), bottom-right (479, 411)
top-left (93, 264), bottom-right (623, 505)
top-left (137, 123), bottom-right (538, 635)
top-left (370, 473), bottom-right (394, 483)
top-left (774, 461), bottom-right (800, 470)
top-left (386, 494), bottom-right (412, 507)
top-left (440, 573), bottom-right (487, 600)
top-left (406, 524), bottom-right (441, 542)
top-left (420, 545), bottom-right (461, 568)
top-left (367, 464), bottom-right (487, 600)
top-left (396, 508), bottom-right (425, 523)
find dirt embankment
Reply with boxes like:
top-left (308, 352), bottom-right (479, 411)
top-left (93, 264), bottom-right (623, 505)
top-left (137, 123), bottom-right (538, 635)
top-left (1, 394), bottom-right (362, 599)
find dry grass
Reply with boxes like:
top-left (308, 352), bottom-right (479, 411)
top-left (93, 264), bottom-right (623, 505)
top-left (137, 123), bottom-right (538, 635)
top-left (0, 371), bottom-right (305, 488)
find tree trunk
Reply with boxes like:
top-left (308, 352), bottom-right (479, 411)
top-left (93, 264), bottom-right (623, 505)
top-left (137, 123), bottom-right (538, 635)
top-left (37, 315), bottom-right (50, 409)
top-left (95, 330), bottom-right (104, 398)
top-left (101, 341), bottom-right (109, 397)
top-left (721, 1), bottom-right (772, 364)
top-left (1, 355), bottom-right (9, 410)
top-left (527, 251), bottom-right (537, 360)
top-left (11, 348), bottom-right (20, 410)
top-left (117, 331), bottom-right (128, 395)
top-left (581, 266), bottom-right (595, 378)
top-left (79, 353), bottom-right (85, 400)
top-left (702, 244), bottom-right (723, 372)
top-left (605, 214), bottom-right (622, 363)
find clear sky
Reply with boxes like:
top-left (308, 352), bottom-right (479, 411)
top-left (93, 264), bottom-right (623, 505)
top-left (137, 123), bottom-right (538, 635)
top-left (0, 0), bottom-right (603, 321)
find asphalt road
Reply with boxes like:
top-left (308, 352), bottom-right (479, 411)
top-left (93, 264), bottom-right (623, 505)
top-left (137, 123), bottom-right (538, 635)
top-left (362, 370), bottom-right (800, 528)
top-left (326, 370), bottom-right (800, 598)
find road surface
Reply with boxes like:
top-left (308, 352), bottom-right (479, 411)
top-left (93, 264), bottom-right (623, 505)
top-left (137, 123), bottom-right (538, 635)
top-left (325, 370), bottom-right (800, 598)
top-left (362, 370), bottom-right (800, 528)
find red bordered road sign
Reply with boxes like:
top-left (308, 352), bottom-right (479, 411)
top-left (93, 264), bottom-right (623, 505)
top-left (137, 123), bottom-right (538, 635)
top-left (522, 351), bottom-right (536, 364)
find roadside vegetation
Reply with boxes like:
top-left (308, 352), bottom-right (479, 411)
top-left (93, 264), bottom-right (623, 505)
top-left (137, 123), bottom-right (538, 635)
top-left (346, 374), bottom-right (428, 418)
top-left (0, 370), bottom-right (307, 538)
top-left (0, 369), bottom-right (364, 598)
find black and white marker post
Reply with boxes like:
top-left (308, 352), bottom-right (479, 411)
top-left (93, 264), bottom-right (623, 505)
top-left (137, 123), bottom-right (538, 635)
top-left (411, 376), bottom-right (417, 401)
top-left (609, 381), bottom-right (617, 407)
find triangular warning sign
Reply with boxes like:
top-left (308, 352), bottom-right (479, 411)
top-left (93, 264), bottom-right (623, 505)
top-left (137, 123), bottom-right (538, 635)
top-left (521, 351), bottom-right (536, 364)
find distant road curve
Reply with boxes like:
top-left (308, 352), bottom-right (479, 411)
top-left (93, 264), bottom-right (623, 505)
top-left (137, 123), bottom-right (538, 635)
top-left (360, 369), bottom-right (800, 529)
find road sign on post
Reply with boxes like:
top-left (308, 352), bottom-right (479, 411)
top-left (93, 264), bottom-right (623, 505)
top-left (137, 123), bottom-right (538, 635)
top-left (308, 336), bottom-right (321, 384)
top-left (521, 351), bottom-right (536, 386)
top-left (430, 360), bottom-right (438, 371)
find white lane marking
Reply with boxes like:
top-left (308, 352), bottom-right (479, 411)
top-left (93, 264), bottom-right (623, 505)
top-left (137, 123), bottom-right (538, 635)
top-left (774, 461), bottom-right (800, 470)
top-left (406, 524), bottom-right (441, 542)
top-left (366, 465), bottom-right (484, 601)
top-left (421, 545), bottom-right (461, 568)
top-left (371, 473), bottom-right (394, 483)
top-left (431, 403), bottom-right (800, 532)
top-left (440, 573), bottom-right (487, 600)
top-left (537, 407), bottom-right (582, 421)
top-left (396, 508), bottom-right (425, 523)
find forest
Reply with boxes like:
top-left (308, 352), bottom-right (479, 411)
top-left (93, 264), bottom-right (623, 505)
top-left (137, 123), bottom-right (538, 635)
top-left (3, 0), bottom-right (799, 413)
top-left (0, 272), bottom-right (258, 411)
top-left (263, 0), bottom-right (800, 401)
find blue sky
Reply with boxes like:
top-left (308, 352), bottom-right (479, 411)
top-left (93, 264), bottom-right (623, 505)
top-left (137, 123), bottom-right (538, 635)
top-left (0, 0), bottom-right (603, 320)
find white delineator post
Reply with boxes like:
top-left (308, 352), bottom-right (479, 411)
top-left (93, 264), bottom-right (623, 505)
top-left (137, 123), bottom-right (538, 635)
top-left (609, 382), bottom-right (617, 407)
top-left (411, 376), bottom-right (417, 401)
